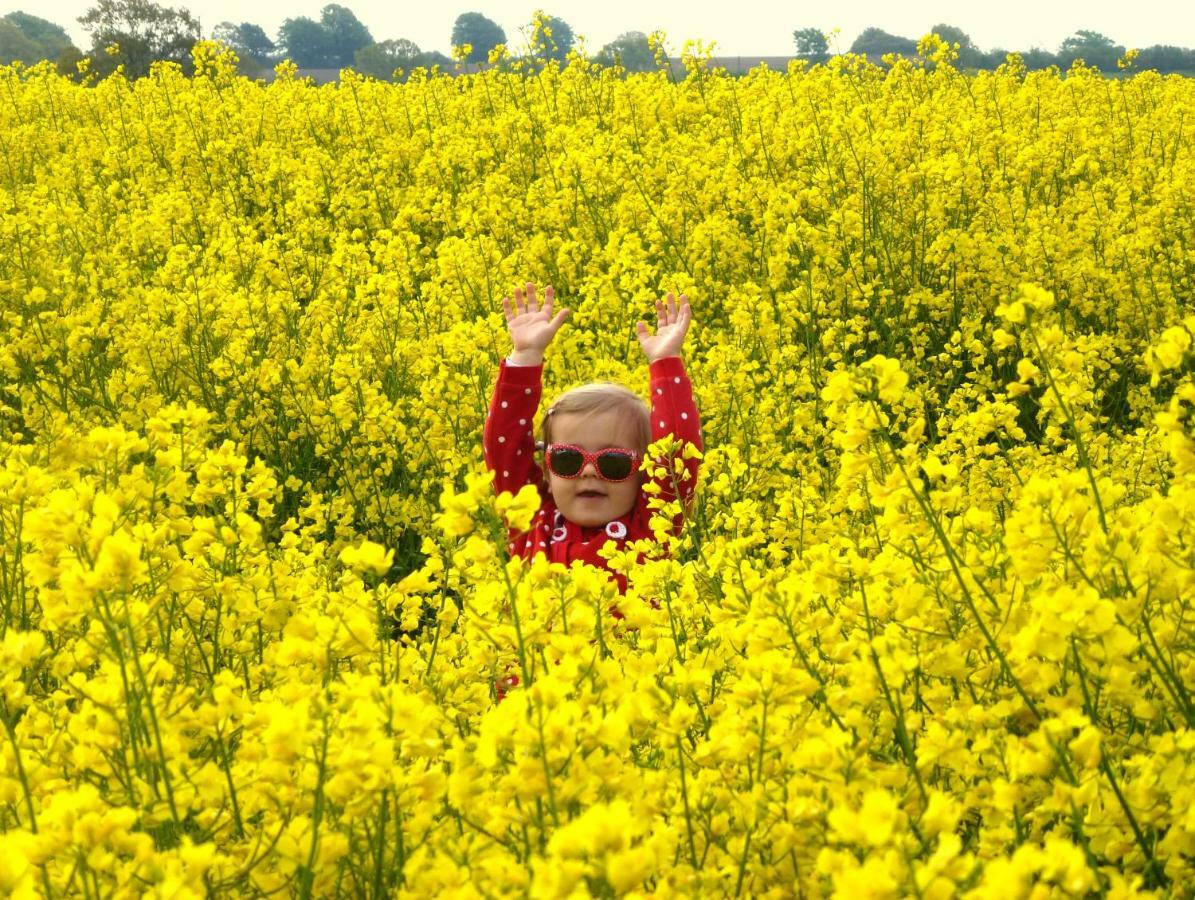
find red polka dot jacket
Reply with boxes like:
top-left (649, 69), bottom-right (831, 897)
top-left (483, 355), bottom-right (703, 594)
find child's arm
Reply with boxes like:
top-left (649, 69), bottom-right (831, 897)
top-left (483, 283), bottom-right (570, 498)
top-left (637, 294), bottom-right (702, 511)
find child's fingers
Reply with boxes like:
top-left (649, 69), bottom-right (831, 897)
top-left (502, 296), bottom-right (513, 320)
top-left (543, 285), bottom-right (554, 315)
top-left (549, 308), bottom-right (569, 333)
top-left (513, 286), bottom-right (525, 315)
top-left (525, 282), bottom-right (539, 312)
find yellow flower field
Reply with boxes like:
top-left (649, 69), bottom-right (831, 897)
top-left (2, 36), bottom-right (1195, 897)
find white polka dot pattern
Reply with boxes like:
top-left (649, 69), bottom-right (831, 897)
top-left (484, 353), bottom-right (703, 574)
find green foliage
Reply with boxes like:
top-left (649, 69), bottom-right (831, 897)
top-left (1058, 30), bottom-right (1123, 71)
top-left (1, 11), bottom-right (78, 67)
top-left (211, 21), bottom-right (274, 65)
top-left (55, 45), bottom-right (86, 78)
top-left (277, 17), bottom-right (334, 68)
top-left (353, 39), bottom-right (421, 80)
top-left (0, 20), bottom-right (41, 64)
top-left (792, 28), bottom-right (828, 61)
top-left (277, 5), bottom-right (371, 69)
top-left (927, 24), bottom-right (982, 67)
top-left (595, 31), bottom-right (654, 73)
top-left (1136, 45), bottom-right (1195, 72)
top-left (4, 11), bottom-right (74, 57)
top-left (529, 12), bottom-right (574, 63)
top-left (320, 4), bottom-right (372, 68)
top-left (451, 12), bottom-right (505, 63)
top-left (78, 0), bottom-right (200, 78)
top-left (849, 27), bottom-right (917, 58)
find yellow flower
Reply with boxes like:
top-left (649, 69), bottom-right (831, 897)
top-left (338, 539), bottom-right (395, 576)
top-left (828, 790), bottom-right (903, 848)
top-left (495, 483), bottom-right (541, 533)
top-left (91, 529), bottom-right (146, 592)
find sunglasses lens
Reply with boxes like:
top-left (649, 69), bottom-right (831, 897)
top-left (549, 447), bottom-right (583, 477)
top-left (597, 452), bottom-right (634, 481)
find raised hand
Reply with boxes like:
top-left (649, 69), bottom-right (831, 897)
top-left (502, 282), bottom-right (569, 363)
top-left (636, 293), bottom-right (692, 363)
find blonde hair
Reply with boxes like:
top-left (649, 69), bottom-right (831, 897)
top-left (538, 382), bottom-right (651, 461)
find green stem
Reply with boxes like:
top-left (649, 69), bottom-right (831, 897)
top-left (675, 736), bottom-right (699, 868)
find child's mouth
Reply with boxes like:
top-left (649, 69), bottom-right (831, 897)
top-left (576, 491), bottom-right (605, 499)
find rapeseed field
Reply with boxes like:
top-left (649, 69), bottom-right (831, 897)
top-left (2, 35), bottom-right (1195, 897)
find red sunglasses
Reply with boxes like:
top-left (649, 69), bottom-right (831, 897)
top-left (545, 443), bottom-right (641, 482)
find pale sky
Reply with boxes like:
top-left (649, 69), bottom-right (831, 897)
top-left (13, 0), bottom-right (1195, 58)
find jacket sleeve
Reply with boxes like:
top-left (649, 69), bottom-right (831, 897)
top-left (483, 359), bottom-right (546, 498)
top-left (645, 356), bottom-right (703, 509)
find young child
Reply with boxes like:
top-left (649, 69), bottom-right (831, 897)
top-left (483, 282), bottom-right (703, 596)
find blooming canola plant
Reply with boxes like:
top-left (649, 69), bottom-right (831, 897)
top-left (1, 35), bottom-right (1195, 897)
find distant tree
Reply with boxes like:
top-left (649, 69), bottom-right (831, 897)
top-left (528, 12), bottom-right (574, 63)
top-left (211, 21), bottom-right (274, 62)
top-left (850, 27), bottom-right (917, 59)
top-left (0, 20), bottom-right (41, 63)
top-left (320, 4), bottom-right (372, 67)
top-left (353, 38), bottom-right (421, 79)
top-left (78, 0), bottom-right (201, 78)
top-left (417, 50), bottom-right (450, 70)
top-left (1137, 44), bottom-right (1195, 73)
top-left (56, 44), bottom-right (86, 76)
top-left (1021, 46), bottom-right (1060, 70)
top-left (451, 12), bottom-right (505, 63)
top-left (792, 28), bottom-right (828, 62)
top-left (277, 16), bottom-right (336, 67)
top-left (927, 23), bottom-right (981, 67)
top-left (1059, 29), bottom-right (1115, 55)
top-left (595, 31), bottom-right (654, 72)
top-left (1058, 29), bottom-right (1122, 70)
top-left (4, 12), bottom-right (74, 57)
top-left (981, 47), bottom-right (1012, 69)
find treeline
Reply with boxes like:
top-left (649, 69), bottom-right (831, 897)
top-left (0, 1), bottom-right (651, 81)
top-left (2, 0), bottom-right (1193, 81)
top-left (795, 24), bottom-right (1195, 74)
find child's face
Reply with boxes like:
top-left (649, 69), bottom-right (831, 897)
top-left (545, 411), bottom-right (644, 528)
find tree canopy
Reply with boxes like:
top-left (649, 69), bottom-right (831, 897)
top-left (1058, 29), bottom-right (1123, 69)
top-left (0, 20), bottom-right (42, 64)
top-left (320, 4), bottom-right (372, 67)
top-left (354, 38), bottom-right (440, 80)
top-left (78, 0), bottom-right (200, 77)
top-left (277, 5), bottom-right (371, 68)
top-left (451, 13), bottom-right (505, 63)
top-left (595, 31), bottom-right (654, 72)
top-left (528, 12), bottom-right (574, 63)
top-left (7, 6), bottom-right (1195, 81)
top-left (792, 28), bottom-right (828, 61)
top-left (849, 27), bottom-right (917, 58)
top-left (927, 24), bottom-right (982, 67)
top-left (211, 21), bottom-right (275, 63)
top-left (277, 17), bottom-right (334, 68)
top-left (4, 11), bottom-right (74, 58)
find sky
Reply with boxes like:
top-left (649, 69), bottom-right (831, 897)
top-left (14, 0), bottom-right (1195, 58)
